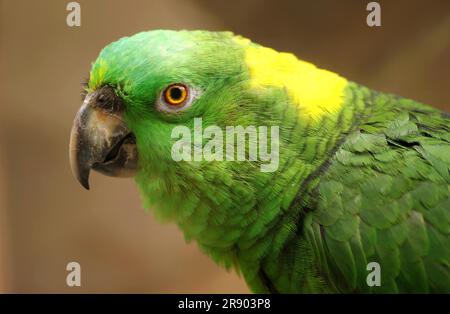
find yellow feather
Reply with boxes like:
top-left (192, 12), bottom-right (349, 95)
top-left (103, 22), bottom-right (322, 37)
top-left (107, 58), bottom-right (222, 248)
top-left (88, 59), bottom-right (108, 92)
top-left (235, 37), bottom-right (348, 121)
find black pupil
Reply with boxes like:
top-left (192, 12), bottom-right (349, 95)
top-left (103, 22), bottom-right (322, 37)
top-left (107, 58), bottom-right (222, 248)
top-left (170, 87), bottom-right (183, 100)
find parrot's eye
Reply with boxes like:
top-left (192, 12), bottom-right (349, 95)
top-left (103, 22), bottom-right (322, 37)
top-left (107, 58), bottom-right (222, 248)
top-left (157, 83), bottom-right (199, 113)
top-left (163, 84), bottom-right (188, 106)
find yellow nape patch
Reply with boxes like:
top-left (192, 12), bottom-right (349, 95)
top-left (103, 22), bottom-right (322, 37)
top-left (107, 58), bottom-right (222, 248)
top-left (236, 38), bottom-right (348, 120)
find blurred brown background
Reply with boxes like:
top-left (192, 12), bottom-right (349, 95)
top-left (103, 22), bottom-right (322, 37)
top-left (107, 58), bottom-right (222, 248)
top-left (0, 0), bottom-right (449, 293)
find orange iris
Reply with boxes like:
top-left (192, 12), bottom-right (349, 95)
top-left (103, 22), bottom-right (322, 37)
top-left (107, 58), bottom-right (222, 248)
top-left (164, 84), bottom-right (188, 106)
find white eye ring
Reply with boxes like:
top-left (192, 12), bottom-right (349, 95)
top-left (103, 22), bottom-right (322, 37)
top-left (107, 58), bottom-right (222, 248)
top-left (156, 84), bottom-right (200, 113)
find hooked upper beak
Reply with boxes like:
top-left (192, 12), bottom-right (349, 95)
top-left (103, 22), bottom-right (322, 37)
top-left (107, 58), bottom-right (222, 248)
top-left (69, 86), bottom-right (138, 190)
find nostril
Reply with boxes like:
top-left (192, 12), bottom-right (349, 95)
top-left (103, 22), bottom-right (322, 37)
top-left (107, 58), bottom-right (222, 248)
top-left (93, 86), bottom-right (124, 112)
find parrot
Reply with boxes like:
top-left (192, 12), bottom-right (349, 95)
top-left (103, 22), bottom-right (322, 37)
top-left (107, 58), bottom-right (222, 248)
top-left (69, 30), bottom-right (450, 293)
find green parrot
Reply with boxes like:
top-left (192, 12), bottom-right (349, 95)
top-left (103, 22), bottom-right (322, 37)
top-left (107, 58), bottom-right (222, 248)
top-left (69, 30), bottom-right (450, 293)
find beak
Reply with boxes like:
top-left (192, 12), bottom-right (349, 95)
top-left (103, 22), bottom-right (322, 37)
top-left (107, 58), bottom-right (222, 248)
top-left (69, 86), bottom-right (138, 190)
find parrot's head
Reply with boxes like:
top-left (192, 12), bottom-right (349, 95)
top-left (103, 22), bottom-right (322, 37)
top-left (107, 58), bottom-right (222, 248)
top-left (70, 30), bottom-right (260, 188)
top-left (70, 30), bottom-right (347, 256)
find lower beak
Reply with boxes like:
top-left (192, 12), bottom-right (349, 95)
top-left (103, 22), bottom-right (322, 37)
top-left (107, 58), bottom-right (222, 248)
top-left (69, 101), bottom-right (138, 190)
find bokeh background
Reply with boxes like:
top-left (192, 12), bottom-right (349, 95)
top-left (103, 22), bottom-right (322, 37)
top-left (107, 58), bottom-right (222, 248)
top-left (0, 0), bottom-right (449, 293)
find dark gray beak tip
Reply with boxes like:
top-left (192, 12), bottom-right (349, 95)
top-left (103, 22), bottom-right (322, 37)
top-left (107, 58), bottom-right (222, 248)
top-left (80, 177), bottom-right (90, 191)
top-left (73, 162), bottom-right (91, 190)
